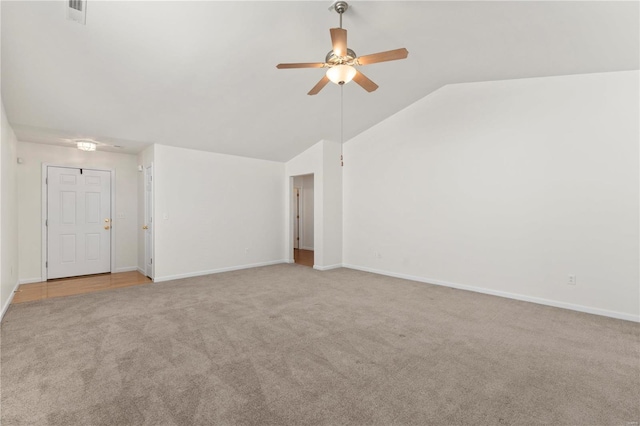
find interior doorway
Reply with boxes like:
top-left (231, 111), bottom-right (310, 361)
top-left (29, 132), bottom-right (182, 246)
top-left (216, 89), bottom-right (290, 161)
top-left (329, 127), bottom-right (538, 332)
top-left (292, 174), bottom-right (314, 267)
top-left (143, 164), bottom-right (154, 279)
top-left (44, 165), bottom-right (113, 280)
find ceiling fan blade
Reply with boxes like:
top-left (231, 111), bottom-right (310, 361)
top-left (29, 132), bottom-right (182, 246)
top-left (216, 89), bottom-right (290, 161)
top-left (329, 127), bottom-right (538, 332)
top-left (357, 48), bottom-right (409, 66)
top-left (330, 28), bottom-right (347, 57)
top-left (276, 63), bottom-right (326, 69)
top-left (308, 75), bottom-right (330, 96)
top-left (352, 70), bottom-right (379, 92)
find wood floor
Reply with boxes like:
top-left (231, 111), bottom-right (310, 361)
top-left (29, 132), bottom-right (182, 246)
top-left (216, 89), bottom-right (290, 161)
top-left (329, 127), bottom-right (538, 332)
top-left (12, 271), bottom-right (152, 304)
top-left (294, 249), bottom-right (314, 267)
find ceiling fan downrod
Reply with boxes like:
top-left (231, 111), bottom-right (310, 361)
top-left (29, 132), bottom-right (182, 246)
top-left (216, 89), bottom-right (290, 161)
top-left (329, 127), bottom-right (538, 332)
top-left (333, 1), bottom-right (348, 29)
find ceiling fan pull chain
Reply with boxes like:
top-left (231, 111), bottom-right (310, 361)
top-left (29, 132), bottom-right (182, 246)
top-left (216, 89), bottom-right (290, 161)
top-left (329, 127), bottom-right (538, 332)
top-left (341, 84), bottom-right (344, 167)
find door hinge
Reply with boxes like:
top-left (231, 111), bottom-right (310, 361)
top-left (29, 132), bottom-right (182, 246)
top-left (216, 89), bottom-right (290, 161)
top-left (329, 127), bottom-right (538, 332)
top-left (46, 261), bottom-right (48, 268)
top-left (45, 219), bottom-right (48, 226)
top-left (46, 177), bottom-right (48, 184)
top-left (150, 258), bottom-right (153, 264)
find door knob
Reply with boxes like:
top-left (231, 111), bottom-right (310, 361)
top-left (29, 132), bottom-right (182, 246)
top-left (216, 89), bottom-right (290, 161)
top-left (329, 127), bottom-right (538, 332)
top-left (143, 225), bottom-right (149, 230)
top-left (104, 225), bottom-right (110, 230)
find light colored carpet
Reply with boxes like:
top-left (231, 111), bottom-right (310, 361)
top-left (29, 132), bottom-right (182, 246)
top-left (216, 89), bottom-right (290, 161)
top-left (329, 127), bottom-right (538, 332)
top-left (1, 264), bottom-right (638, 425)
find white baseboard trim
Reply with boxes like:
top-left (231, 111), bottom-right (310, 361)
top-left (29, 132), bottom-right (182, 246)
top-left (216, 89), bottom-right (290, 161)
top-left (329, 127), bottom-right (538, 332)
top-left (1, 279), bottom-right (21, 322)
top-left (137, 267), bottom-right (146, 275)
top-left (313, 264), bottom-right (343, 271)
top-left (343, 264), bottom-right (640, 323)
top-left (19, 277), bottom-right (43, 285)
top-left (153, 260), bottom-right (288, 283)
top-left (285, 259), bottom-right (295, 264)
top-left (114, 266), bottom-right (139, 273)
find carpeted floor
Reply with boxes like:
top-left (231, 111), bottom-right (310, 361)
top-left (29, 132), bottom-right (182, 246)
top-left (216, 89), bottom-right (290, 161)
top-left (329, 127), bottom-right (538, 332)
top-left (1, 264), bottom-right (638, 425)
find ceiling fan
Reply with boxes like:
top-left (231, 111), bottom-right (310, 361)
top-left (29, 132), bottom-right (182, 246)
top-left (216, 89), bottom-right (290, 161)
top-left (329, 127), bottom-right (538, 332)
top-left (276, 1), bottom-right (408, 95)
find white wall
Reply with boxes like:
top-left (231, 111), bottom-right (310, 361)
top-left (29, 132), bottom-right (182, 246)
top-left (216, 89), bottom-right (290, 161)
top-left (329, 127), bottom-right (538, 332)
top-left (17, 142), bottom-right (139, 282)
top-left (152, 144), bottom-right (285, 281)
top-left (322, 140), bottom-right (342, 268)
top-left (285, 140), bottom-right (342, 270)
top-left (344, 71), bottom-right (639, 321)
top-left (1, 101), bottom-right (19, 318)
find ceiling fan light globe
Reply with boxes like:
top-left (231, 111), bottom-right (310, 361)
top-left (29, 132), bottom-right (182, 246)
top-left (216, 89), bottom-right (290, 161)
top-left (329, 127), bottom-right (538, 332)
top-left (326, 65), bottom-right (356, 85)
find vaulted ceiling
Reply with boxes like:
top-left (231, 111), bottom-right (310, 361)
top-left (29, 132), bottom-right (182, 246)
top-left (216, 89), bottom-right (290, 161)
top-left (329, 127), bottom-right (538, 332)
top-left (2, 1), bottom-right (638, 161)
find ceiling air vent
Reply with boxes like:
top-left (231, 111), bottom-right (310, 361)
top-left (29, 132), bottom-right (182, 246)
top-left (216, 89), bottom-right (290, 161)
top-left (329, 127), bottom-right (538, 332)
top-left (67, 0), bottom-right (87, 25)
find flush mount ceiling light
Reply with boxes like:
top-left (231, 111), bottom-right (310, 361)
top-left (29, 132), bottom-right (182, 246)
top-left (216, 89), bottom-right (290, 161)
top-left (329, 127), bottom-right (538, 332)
top-left (76, 140), bottom-right (96, 151)
top-left (276, 1), bottom-right (409, 95)
top-left (64, 138), bottom-right (123, 151)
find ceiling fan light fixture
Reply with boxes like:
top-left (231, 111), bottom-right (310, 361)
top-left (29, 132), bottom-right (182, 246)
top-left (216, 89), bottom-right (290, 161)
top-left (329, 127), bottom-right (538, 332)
top-left (326, 64), bottom-right (356, 85)
top-left (76, 141), bottom-right (96, 151)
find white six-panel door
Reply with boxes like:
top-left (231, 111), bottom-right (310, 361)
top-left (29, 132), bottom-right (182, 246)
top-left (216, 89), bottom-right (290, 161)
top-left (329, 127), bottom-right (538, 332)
top-left (47, 167), bottom-right (111, 279)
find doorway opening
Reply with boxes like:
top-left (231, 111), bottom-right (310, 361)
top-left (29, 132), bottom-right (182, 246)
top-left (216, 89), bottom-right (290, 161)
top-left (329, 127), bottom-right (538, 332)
top-left (292, 174), bottom-right (314, 267)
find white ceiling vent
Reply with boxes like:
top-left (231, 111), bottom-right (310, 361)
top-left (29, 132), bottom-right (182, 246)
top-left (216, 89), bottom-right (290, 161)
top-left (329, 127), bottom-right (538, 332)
top-left (67, 0), bottom-right (87, 25)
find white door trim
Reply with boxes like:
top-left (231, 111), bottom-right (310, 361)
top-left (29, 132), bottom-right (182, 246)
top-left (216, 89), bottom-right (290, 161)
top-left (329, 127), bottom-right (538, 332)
top-left (144, 163), bottom-right (154, 280)
top-left (288, 176), bottom-right (295, 263)
top-left (41, 163), bottom-right (116, 281)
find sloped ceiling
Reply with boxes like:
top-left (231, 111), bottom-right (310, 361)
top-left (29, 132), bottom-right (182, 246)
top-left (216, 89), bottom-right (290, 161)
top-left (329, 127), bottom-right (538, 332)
top-left (1, 1), bottom-right (638, 161)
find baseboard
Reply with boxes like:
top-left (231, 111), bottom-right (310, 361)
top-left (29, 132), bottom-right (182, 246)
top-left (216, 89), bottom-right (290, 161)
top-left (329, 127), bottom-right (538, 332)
top-left (313, 264), bottom-right (343, 271)
top-left (19, 277), bottom-right (43, 285)
top-left (342, 264), bottom-right (640, 323)
top-left (301, 246), bottom-right (314, 251)
top-left (114, 266), bottom-right (139, 273)
top-left (153, 260), bottom-right (288, 283)
top-left (1, 279), bottom-right (21, 322)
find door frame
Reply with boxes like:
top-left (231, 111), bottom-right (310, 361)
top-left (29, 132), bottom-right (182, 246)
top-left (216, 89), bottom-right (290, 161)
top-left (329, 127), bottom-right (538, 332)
top-left (289, 174), bottom-right (314, 264)
top-left (143, 163), bottom-right (154, 279)
top-left (294, 186), bottom-right (301, 250)
top-left (41, 163), bottom-right (116, 281)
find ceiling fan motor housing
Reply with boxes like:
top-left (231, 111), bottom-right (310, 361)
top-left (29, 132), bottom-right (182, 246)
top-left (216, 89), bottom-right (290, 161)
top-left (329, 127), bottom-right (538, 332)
top-left (326, 48), bottom-right (357, 66)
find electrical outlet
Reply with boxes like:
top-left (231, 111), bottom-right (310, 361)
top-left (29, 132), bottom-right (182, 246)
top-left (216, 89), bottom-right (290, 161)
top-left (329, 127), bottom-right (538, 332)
top-left (245, 248), bottom-right (250, 254)
top-left (374, 251), bottom-right (382, 259)
top-left (567, 274), bottom-right (576, 285)
top-left (117, 213), bottom-right (125, 219)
